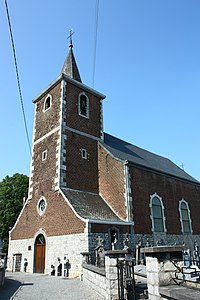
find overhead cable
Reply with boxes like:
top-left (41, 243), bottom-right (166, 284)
top-left (5, 0), bottom-right (32, 155)
top-left (92, 0), bottom-right (100, 88)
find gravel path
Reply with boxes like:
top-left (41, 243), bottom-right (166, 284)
top-left (0, 272), bottom-right (103, 300)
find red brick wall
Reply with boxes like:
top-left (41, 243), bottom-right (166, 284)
top-left (98, 144), bottom-right (127, 220)
top-left (129, 166), bottom-right (200, 234)
top-left (64, 130), bottom-right (99, 193)
top-left (11, 191), bottom-right (85, 240)
top-left (34, 83), bottom-right (61, 141)
top-left (65, 82), bottom-right (102, 138)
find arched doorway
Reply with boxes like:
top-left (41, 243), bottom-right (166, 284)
top-left (34, 234), bottom-right (46, 273)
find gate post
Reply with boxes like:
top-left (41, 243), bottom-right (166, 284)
top-left (141, 245), bottom-right (184, 300)
top-left (105, 254), bottom-right (119, 300)
top-left (105, 250), bottom-right (128, 300)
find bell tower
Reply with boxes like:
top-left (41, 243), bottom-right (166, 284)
top-left (28, 36), bottom-right (105, 199)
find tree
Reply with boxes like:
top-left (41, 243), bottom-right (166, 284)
top-left (0, 173), bottom-right (29, 253)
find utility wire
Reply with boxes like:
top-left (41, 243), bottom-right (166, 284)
top-left (92, 0), bottom-right (100, 88)
top-left (5, 0), bottom-right (32, 155)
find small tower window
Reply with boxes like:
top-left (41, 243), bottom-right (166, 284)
top-left (43, 94), bottom-right (52, 111)
top-left (79, 93), bottom-right (89, 118)
top-left (81, 148), bottom-right (88, 159)
top-left (42, 150), bottom-right (47, 161)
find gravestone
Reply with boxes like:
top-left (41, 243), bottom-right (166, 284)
top-left (95, 236), bottom-right (106, 267)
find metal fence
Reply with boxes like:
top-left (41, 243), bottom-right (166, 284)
top-left (117, 259), bottom-right (136, 300)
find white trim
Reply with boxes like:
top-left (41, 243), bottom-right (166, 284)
top-left (100, 99), bottom-right (104, 140)
top-left (179, 198), bottom-right (193, 234)
top-left (81, 148), bottom-right (88, 159)
top-left (149, 192), bottom-right (167, 233)
top-left (32, 74), bottom-right (106, 104)
top-left (9, 198), bottom-right (31, 234)
top-left (78, 92), bottom-right (89, 119)
top-left (64, 125), bottom-right (102, 141)
top-left (124, 163), bottom-right (133, 222)
top-left (99, 192), bottom-right (130, 223)
top-left (55, 80), bottom-right (66, 190)
top-left (86, 218), bottom-right (133, 226)
top-left (28, 105), bottom-right (37, 199)
top-left (43, 94), bottom-right (52, 112)
top-left (34, 126), bottom-right (60, 145)
top-left (42, 150), bottom-right (47, 161)
top-left (59, 188), bottom-right (87, 223)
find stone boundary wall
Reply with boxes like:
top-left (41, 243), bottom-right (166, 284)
top-left (82, 255), bottom-right (120, 300)
top-left (0, 267), bottom-right (5, 286)
top-left (82, 264), bottom-right (106, 299)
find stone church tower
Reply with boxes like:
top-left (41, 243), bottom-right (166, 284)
top-left (28, 36), bottom-right (104, 199)
top-left (8, 37), bottom-right (130, 275)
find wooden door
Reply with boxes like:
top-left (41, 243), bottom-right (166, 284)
top-left (34, 234), bottom-right (46, 273)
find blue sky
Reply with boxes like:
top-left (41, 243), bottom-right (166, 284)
top-left (0, 0), bottom-right (200, 181)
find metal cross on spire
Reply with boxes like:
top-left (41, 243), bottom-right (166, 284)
top-left (67, 29), bottom-right (74, 49)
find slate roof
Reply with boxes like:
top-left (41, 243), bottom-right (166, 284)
top-left (60, 43), bottom-right (82, 83)
top-left (102, 133), bottom-right (199, 184)
top-left (61, 188), bottom-right (123, 221)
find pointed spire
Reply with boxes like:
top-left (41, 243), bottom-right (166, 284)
top-left (60, 31), bottom-right (82, 83)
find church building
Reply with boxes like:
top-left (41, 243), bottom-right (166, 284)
top-left (7, 37), bottom-right (200, 276)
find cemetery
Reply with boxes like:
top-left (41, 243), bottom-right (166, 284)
top-left (80, 235), bottom-right (200, 300)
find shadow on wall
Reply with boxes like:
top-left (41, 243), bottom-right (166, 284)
top-left (0, 275), bottom-right (33, 300)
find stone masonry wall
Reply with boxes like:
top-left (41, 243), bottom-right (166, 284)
top-left (98, 144), bottom-right (127, 220)
top-left (82, 255), bottom-right (119, 300)
top-left (82, 267), bottom-right (106, 299)
top-left (8, 233), bottom-right (88, 277)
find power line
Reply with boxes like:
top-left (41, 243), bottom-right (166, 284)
top-left (92, 0), bottom-right (100, 88)
top-left (5, 0), bottom-right (32, 155)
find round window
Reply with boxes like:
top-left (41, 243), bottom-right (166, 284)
top-left (38, 198), bottom-right (46, 215)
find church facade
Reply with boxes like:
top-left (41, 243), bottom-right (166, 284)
top-left (7, 39), bottom-right (200, 276)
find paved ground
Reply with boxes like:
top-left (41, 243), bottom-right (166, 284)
top-left (0, 272), bottom-right (103, 300)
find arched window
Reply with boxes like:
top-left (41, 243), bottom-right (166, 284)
top-left (78, 93), bottom-right (89, 118)
top-left (43, 94), bottom-right (52, 111)
top-left (150, 193), bottom-right (166, 232)
top-left (179, 199), bottom-right (192, 234)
